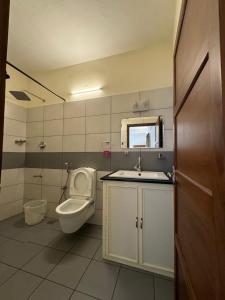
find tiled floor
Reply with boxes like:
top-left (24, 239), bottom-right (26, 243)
top-left (0, 214), bottom-right (174, 300)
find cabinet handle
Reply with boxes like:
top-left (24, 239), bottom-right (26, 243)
top-left (140, 218), bottom-right (143, 229)
top-left (136, 217), bottom-right (138, 228)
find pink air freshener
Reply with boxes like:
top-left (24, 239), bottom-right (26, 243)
top-left (102, 150), bottom-right (111, 158)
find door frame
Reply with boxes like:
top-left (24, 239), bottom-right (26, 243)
top-left (0, 0), bottom-right (10, 177)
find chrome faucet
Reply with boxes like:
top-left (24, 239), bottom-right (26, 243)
top-left (134, 155), bottom-right (142, 173)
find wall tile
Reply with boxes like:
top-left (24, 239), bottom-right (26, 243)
top-left (24, 183), bottom-right (42, 200)
top-left (111, 132), bottom-right (121, 152)
top-left (26, 137), bottom-right (43, 152)
top-left (3, 135), bottom-right (26, 152)
top-left (44, 103), bottom-right (63, 120)
top-left (4, 102), bottom-right (27, 122)
top-left (0, 184), bottom-right (24, 205)
top-left (86, 133), bottom-right (110, 152)
top-left (95, 189), bottom-right (103, 210)
top-left (4, 118), bottom-right (26, 137)
top-left (1, 169), bottom-right (24, 187)
top-left (42, 185), bottom-right (62, 203)
top-left (0, 200), bottom-right (23, 221)
top-left (111, 112), bottom-right (139, 133)
top-left (27, 107), bottom-right (43, 122)
top-left (86, 115), bottom-right (110, 134)
top-left (64, 101), bottom-right (85, 119)
top-left (63, 117), bottom-right (85, 135)
top-left (63, 135), bottom-right (85, 152)
top-left (112, 92), bottom-right (139, 113)
top-left (140, 87), bottom-right (173, 110)
top-left (26, 122), bottom-right (43, 138)
top-left (141, 108), bottom-right (173, 130)
top-left (88, 209), bottom-right (102, 225)
top-left (44, 119), bottom-right (63, 136)
top-left (43, 136), bottom-right (63, 152)
top-left (42, 169), bottom-right (62, 186)
top-left (24, 168), bottom-right (42, 185)
top-left (86, 97), bottom-right (111, 116)
top-left (46, 202), bottom-right (58, 218)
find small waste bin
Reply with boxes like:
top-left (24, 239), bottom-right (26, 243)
top-left (24, 200), bottom-right (47, 225)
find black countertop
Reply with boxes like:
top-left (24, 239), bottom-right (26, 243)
top-left (100, 172), bottom-right (174, 185)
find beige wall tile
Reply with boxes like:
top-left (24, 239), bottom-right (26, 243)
top-left (112, 92), bottom-right (139, 113)
top-left (86, 97), bottom-right (111, 116)
top-left (64, 101), bottom-right (85, 119)
top-left (5, 102), bottom-right (27, 122)
top-left (44, 119), bottom-right (63, 136)
top-left (44, 103), bottom-right (63, 120)
top-left (86, 115), bottom-right (110, 134)
top-left (27, 122), bottom-right (43, 138)
top-left (86, 133), bottom-right (110, 152)
top-left (63, 135), bottom-right (85, 152)
top-left (63, 117), bottom-right (85, 135)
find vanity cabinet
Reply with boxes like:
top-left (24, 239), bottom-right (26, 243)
top-left (102, 181), bottom-right (174, 278)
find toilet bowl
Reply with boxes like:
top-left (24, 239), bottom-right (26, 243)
top-left (56, 167), bottom-right (96, 233)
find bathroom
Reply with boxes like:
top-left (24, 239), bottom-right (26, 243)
top-left (1, 0), bottom-right (225, 300)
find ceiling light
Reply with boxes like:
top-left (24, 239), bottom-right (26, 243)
top-left (70, 87), bottom-right (102, 95)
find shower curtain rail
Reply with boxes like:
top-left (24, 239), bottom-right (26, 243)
top-left (6, 61), bottom-right (66, 102)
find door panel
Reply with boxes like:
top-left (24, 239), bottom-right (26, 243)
top-left (140, 187), bottom-right (174, 277)
top-left (174, 0), bottom-right (225, 299)
top-left (175, 0), bottom-right (210, 106)
top-left (106, 185), bottom-right (138, 263)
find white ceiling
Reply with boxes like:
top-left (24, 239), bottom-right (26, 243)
top-left (7, 0), bottom-right (176, 73)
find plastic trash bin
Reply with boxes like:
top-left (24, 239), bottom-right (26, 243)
top-left (24, 199), bottom-right (47, 225)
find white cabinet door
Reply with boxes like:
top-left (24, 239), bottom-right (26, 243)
top-left (139, 186), bottom-right (174, 277)
top-left (104, 184), bottom-right (138, 264)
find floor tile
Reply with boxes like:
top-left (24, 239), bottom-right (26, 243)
top-left (35, 218), bottom-right (61, 231)
top-left (70, 237), bottom-right (101, 258)
top-left (78, 224), bottom-right (102, 240)
top-left (112, 267), bottom-right (154, 300)
top-left (4, 213), bottom-right (24, 224)
top-left (22, 247), bottom-right (65, 278)
top-left (0, 221), bottom-right (28, 238)
top-left (47, 253), bottom-right (90, 289)
top-left (0, 262), bottom-right (17, 285)
top-left (0, 236), bottom-right (10, 246)
top-left (0, 270), bottom-right (42, 300)
top-left (77, 260), bottom-right (119, 300)
top-left (15, 227), bottom-right (60, 246)
top-left (93, 246), bottom-right (119, 266)
top-left (93, 245), bottom-right (104, 262)
top-left (71, 291), bottom-right (98, 300)
top-left (154, 277), bottom-right (175, 300)
top-left (48, 232), bottom-right (78, 252)
top-left (0, 239), bottom-right (43, 268)
top-left (28, 280), bottom-right (73, 300)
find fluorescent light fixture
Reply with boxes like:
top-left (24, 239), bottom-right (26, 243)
top-left (70, 87), bottom-right (102, 95)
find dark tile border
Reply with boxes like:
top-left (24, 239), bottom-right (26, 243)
top-left (2, 151), bottom-right (173, 172)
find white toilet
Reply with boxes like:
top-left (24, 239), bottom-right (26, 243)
top-left (56, 167), bottom-right (96, 233)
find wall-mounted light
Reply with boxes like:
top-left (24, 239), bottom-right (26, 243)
top-left (70, 87), bottom-right (102, 96)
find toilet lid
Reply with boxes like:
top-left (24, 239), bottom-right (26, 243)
top-left (70, 168), bottom-right (92, 198)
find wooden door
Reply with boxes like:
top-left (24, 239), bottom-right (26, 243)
top-left (174, 0), bottom-right (225, 299)
top-left (103, 183), bottom-right (138, 264)
top-left (139, 185), bottom-right (174, 278)
top-left (0, 0), bottom-right (10, 177)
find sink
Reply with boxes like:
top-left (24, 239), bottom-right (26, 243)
top-left (108, 170), bottom-right (170, 181)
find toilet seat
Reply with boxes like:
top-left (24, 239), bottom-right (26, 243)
top-left (70, 168), bottom-right (93, 198)
top-left (56, 198), bottom-right (91, 216)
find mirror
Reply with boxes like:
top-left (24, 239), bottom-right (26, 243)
top-left (121, 116), bottom-right (163, 149)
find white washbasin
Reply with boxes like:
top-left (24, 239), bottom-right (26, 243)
top-left (108, 170), bottom-right (169, 180)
